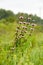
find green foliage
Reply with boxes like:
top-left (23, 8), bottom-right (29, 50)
top-left (0, 22), bottom-right (43, 65)
top-left (0, 9), bottom-right (43, 25)
top-left (0, 9), bottom-right (15, 23)
top-left (0, 9), bottom-right (14, 19)
top-left (0, 9), bottom-right (43, 65)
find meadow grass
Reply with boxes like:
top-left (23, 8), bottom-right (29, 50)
top-left (0, 22), bottom-right (43, 65)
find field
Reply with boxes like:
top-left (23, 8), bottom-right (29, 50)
top-left (0, 22), bottom-right (43, 65)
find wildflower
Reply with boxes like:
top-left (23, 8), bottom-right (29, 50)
top-left (17, 26), bottom-right (20, 29)
top-left (28, 17), bottom-right (31, 20)
top-left (19, 21), bottom-right (23, 24)
top-left (31, 23), bottom-right (35, 27)
top-left (22, 26), bottom-right (27, 29)
top-left (30, 28), bottom-right (34, 31)
top-left (19, 36), bottom-right (22, 39)
top-left (21, 36), bottom-right (24, 38)
top-left (24, 30), bottom-right (27, 33)
top-left (19, 16), bottom-right (24, 19)
top-left (15, 37), bottom-right (19, 40)
top-left (20, 33), bottom-right (24, 36)
top-left (23, 22), bottom-right (26, 24)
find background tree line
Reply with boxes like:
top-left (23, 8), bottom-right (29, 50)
top-left (0, 9), bottom-right (43, 25)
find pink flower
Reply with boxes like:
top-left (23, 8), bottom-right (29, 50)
top-left (19, 16), bottom-right (24, 19)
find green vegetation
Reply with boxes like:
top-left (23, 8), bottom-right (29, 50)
top-left (0, 9), bottom-right (43, 65)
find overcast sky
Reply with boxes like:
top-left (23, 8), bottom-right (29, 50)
top-left (0, 0), bottom-right (43, 18)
